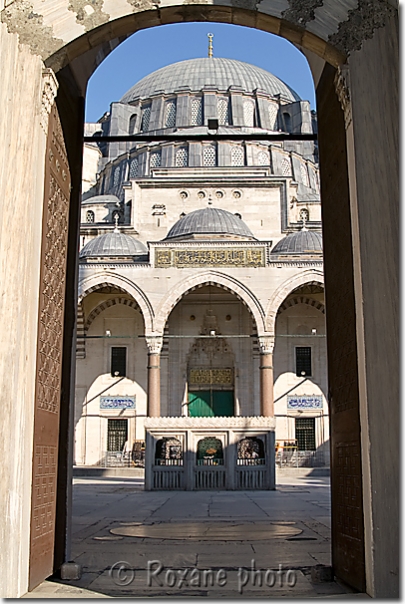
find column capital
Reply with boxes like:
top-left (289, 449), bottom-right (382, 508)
top-left (41, 68), bottom-right (59, 133)
top-left (145, 335), bottom-right (163, 355)
top-left (334, 64), bottom-right (352, 129)
top-left (258, 336), bottom-right (275, 355)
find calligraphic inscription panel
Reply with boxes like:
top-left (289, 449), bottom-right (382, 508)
top-left (100, 396), bottom-right (136, 410)
top-left (155, 248), bottom-right (265, 268)
top-left (287, 395), bottom-right (323, 409)
top-left (189, 368), bottom-right (234, 386)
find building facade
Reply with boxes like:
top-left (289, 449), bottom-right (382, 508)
top-left (75, 56), bottom-right (328, 470)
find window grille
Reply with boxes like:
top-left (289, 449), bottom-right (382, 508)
top-left (300, 163), bottom-right (309, 187)
top-left (217, 98), bottom-right (229, 125)
top-left (150, 151), bottom-right (161, 168)
top-left (107, 419), bottom-right (128, 452)
top-left (141, 105), bottom-right (151, 132)
top-left (299, 208), bottom-right (309, 223)
top-left (165, 100), bottom-right (176, 128)
top-left (113, 166), bottom-right (120, 187)
top-left (281, 157), bottom-right (291, 176)
top-left (231, 146), bottom-right (244, 166)
top-left (295, 418), bottom-right (316, 451)
top-left (129, 157), bottom-right (139, 178)
top-left (191, 98), bottom-right (203, 126)
top-left (296, 347), bottom-right (312, 377)
top-left (203, 145), bottom-right (216, 167)
top-left (257, 150), bottom-right (270, 166)
top-left (86, 210), bottom-right (95, 223)
top-left (176, 147), bottom-right (188, 167)
top-left (111, 347), bottom-right (126, 377)
top-left (268, 103), bottom-right (278, 130)
top-left (243, 100), bottom-right (255, 127)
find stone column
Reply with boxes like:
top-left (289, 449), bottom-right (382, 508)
top-left (145, 336), bottom-right (163, 417)
top-left (258, 337), bottom-right (275, 417)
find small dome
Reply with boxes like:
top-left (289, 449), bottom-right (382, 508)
top-left (121, 58), bottom-right (300, 104)
top-left (271, 230), bottom-right (323, 255)
top-left (165, 207), bottom-right (256, 241)
top-left (82, 194), bottom-right (120, 206)
top-left (80, 232), bottom-right (148, 259)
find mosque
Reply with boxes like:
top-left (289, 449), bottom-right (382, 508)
top-left (75, 42), bottom-right (328, 481)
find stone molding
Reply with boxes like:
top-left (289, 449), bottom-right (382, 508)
top-left (145, 336), bottom-right (163, 354)
top-left (258, 336), bottom-right (275, 355)
top-left (40, 68), bottom-right (58, 133)
top-left (334, 65), bottom-right (352, 129)
top-left (144, 416), bottom-right (276, 429)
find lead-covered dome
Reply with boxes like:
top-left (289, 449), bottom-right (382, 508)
top-left (80, 231), bottom-right (148, 259)
top-left (271, 230), bottom-right (323, 255)
top-left (121, 58), bottom-right (300, 104)
top-left (165, 207), bottom-right (256, 241)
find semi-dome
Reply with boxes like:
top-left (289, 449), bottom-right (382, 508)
top-left (164, 207), bottom-right (256, 241)
top-left (271, 230), bottom-right (323, 255)
top-left (80, 231), bottom-right (148, 259)
top-left (121, 58), bottom-right (300, 104)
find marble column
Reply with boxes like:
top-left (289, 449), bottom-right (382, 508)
top-left (258, 337), bottom-right (275, 417)
top-left (145, 336), bottom-right (163, 417)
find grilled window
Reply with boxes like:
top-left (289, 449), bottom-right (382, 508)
top-left (203, 145), bottom-right (216, 167)
top-left (243, 100), bottom-right (255, 127)
top-left (295, 418), bottom-right (316, 451)
top-left (300, 163), bottom-right (309, 187)
top-left (129, 157), bottom-right (139, 178)
top-left (231, 146), bottom-right (244, 166)
top-left (281, 157), bottom-right (292, 176)
top-left (217, 98), bottom-right (230, 125)
top-left (111, 347), bottom-right (126, 377)
top-left (141, 105), bottom-right (151, 132)
top-left (150, 151), bottom-right (161, 168)
top-left (86, 210), bottom-right (95, 223)
top-left (191, 98), bottom-right (203, 126)
top-left (107, 419), bottom-right (128, 452)
top-left (296, 347), bottom-right (312, 377)
top-left (257, 150), bottom-right (270, 166)
top-left (165, 100), bottom-right (177, 128)
top-left (268, 103), bottom-right (278, 130)
top-left (176, 147), bottom-right (188, 167)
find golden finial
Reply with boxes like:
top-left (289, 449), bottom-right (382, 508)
top-left (207, 33), bottom-right (214, 58)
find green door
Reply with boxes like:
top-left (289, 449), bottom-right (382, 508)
top-left (188, 391), bottom-right (234, 417)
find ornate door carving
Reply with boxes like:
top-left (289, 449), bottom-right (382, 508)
top-left (29, 102), bottom-right (70, 590)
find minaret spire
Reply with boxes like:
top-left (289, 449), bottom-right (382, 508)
top-left (207, 33), bottom-right (214, 58)
top-left (114, 213), bottom-right (120, 233)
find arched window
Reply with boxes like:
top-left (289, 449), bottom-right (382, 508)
top-left (231, 146), bottom-right (244, 166)
top-left (165, 100), bottom-right (177, 128)
top-left (203, 145), bottom-right (216, 167)
top-left (86, 210), bottom-right (95, 223)
top-left (140, 105), bottom-right (151, 132)
top-left (257, 150), bottom-right (270, 166)
top-left (281, 157), bottom-right (292, 176)
top-left (299, 208), bottom-right (310, 223)
top-left (176, 147), bottom-right (188, 167)
top-left (129, 157), bottom-right (139, 178)
top-left (217, 98), bottom-right (230, 125)
top-left (243, 100), bottom-right (255, 127)
top-left (129, 114), bottom-right (137, 135)
top-left (300, 163), bottom-right (309, 187)
top-left (191, 98), bottom-right (203, 126)
top-left (113, 166), bottom-right (120, 187)
top-left (283, 112), bottom-right (291, 132)
top-left (150, 151), bottom-right (161, 168)
top-left (268, 103), bottom-right (278, 130)
top-left (196, 437), bottom-right (224, 466)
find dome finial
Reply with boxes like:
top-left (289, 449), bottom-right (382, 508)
top-left (114, 213), bottom-right (120, 233)
top-left (207, 33), bottom-right (214, 58)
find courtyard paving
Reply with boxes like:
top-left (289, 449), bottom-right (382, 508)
top-left (24, 469), bottom-right (367, 598)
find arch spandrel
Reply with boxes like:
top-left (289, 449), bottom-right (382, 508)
top-left (265, 269), bottom-right (324, 333)
top-left (154, 271), bottom-right (266, 336)
top-left (78, 272), bottom-right (154, 332)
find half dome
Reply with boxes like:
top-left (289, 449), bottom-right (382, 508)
top-left (164, 207), bottom-right (255, 241)
top-left (271, 230), bottom-right (323, 255)
top-left (80, 232), bottom-right (148, 259)
top-left (121, 58), bottom-right (300, 104)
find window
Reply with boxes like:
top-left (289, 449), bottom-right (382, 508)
top-left (140, 105), bottom-right (151, 132)
top-left (129, 157), bottom-right (139, 178)
top-left (300, 163), bottom-right (309, 187)
top-left (113, 166), bottom-right (120, 187)
top-left (107, 419), bottom-right (128, 452)
top-left (299, 208), bottom-right (309, 223)
top-left (243, 100), bottom-right (255, 127)
top-left (217, 98), bottom-right (229, 125)
top-left (165, 100), bottom-right (176, 128)
top-left (281, 157), bottom-right (291, 176)
top-left (203, 145), bottom-right (216, 167)
top-left (129, 114), bottom-right (137, 135)
top-left (268, 103), bottom-right (278, 130)
top-left (283, 112), bottom-right (291, 132)
top-left (231, 146), bottom-right (244, 166)
top-left (295, 418), bottom-right (316, 451)
top-left (296, 346), bottom-right (312, 377)
top-left (176, 147), bottom-right (188, 167)
top-left (257, 150), bottom-right (270, 166)
top-left (111, 347), bottom-right (126, 377)
top-left (150, 151), bottom-right (161, 168)
top-left (86, 210), bottom-right (95, 223)
top-left (191, 98), bottom-right (203, 126)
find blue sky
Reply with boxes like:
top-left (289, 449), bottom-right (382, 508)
top-left (85, 22), bottom-right (316, 123)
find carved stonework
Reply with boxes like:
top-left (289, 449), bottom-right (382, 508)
top-left (189, 368), bottom-right (234, 386)
top-left (40, 68), bottom-right (58, 133)
top-left (145, 336), bottom-right (163, 354)
top-left (258, 336), bottom-right (275, 355)
top-left (282, 0), bottom-right (324, 27)
top-left (145, 416), bottom-right (276, 429)
top-left (334, 65), bottom-right (352, 129)
top-left (155, 247), bottom-right (265, 268)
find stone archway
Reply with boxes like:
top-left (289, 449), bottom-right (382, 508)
top-left (0, 2), bottom-right (398, 598)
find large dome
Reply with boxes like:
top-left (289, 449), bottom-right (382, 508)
top-left (164, 207), bottom-right (256, 241)
top-left (271, 230), bottom-right (323, 255)
top-left (80, 232), bottom-right (148, 259)
top-left (121, 58), bottom-right (300, 104)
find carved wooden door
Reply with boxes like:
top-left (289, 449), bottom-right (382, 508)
top-left (29, 102), bottom-right (70, 590)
